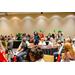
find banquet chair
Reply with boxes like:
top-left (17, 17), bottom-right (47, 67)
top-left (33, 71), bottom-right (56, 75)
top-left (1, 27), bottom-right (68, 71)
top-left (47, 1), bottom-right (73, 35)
top-left (62, 53), bottom-right (65, 60)
top-left (5, 54), bottom-right (8, 60)
top-left (43, 55), bottom-right (54, 62)
top-left (30, 43), bottom-right (34, 45)
top-left (22, 55), bottom-right (27, 61)
top-left (7, 40), bottom-right (13, 54)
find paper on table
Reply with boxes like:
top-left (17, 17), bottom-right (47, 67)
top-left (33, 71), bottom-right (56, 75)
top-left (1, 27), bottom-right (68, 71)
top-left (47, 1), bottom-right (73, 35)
top-left (13, 52), bottom-right (19, 55)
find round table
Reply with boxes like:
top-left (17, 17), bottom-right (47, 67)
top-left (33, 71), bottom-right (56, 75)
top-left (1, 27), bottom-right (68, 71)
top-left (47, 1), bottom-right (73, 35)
top-left (26, 46), bottom-right (58, 62)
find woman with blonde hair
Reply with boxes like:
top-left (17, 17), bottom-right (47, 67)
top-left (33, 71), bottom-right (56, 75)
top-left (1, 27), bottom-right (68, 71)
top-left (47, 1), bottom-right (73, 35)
top-left (63, 39), bottom-right (75, 62)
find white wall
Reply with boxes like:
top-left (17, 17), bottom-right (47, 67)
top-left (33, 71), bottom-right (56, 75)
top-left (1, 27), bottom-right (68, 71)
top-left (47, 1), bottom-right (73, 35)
top-left (0, 12), bottom-right (75, 38)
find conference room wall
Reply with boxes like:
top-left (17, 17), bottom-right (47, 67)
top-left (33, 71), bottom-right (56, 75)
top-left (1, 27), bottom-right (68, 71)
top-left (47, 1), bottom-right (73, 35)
top-left (0, 12), bottom-right (75, 38)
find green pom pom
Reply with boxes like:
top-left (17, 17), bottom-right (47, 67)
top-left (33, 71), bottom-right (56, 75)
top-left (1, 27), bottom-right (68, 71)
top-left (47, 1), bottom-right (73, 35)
top-left (60, 30), bottom-right (62, 33)
top-left (58, 30), bottom-right (61, 33)
top-left (19, 35), bottom-right (21, 37)
top-left (34, 30), bottom-right (36, 32)
top-left (42, 31), bottom-right (44, 33)
top-left (19, 38), bottom-right (21, 40)
top-left (53, 30), bottom-right (55, 32)
top-left (39, 30), bottom-right (42, 32)
top-left (16, 34), bottom-right (18, 36)
top-left (58, 30), bottom-right (62, 33)
top-left (19, 40), bottom-right (21, 41)
top-left (19, 33), bottom-right (22, 35)
top-left (49, 34), bottom-right (51, 36)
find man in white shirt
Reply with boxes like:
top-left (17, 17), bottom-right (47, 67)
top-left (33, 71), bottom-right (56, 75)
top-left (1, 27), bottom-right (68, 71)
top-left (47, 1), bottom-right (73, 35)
top-left (38, 38), bottom-right (46, 46)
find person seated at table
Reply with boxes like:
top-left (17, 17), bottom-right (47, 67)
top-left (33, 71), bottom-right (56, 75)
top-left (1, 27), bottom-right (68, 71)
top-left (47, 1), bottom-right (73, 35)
top-left (17, 33), bottom-right (20, 40)
top-left (19, 38), bottom-right (30, 46)
top-left (63, 38), bottom-right (75, 62)
top-left (30, 36), bottom-right (34, 43)
top-left (53, 40), bottom-right (63, 62)
top-left (15, 38), bottom-right (28, 62)
top-left (38, 38), bottom-right (46, 46)
top-left (47, 33), bottom-right (51, 41)
top-left (27, 35), bottom-right (30, 43)
top-left (29, 46), bottom-right (44, 62)
top-left (69, 36), bottom-right (72, 43)
top-left (52, 33), bottom-right (55, 39)
top-left (0, 36), bottom-right (7, 48)
top-left (48, 37), bottom-right (54, 47)
top-left (4, 36), bottom-right (8, 40)
top-left (72, 36), bottom-right (75, 44)
top-left (61, 34), bottom-right (64, 43)
top-left (2, 36), bottom-right (5, 40)
top-left (44, 36), bottom-right (47, 41)
top-left (23, 33), bottom-right (27, 38)
top-left (54, 38), bottom-right (59, 45)
top-left (6, 37), bottom-right (13, 53)
top-left (10, 35), bottom-right (14, 40)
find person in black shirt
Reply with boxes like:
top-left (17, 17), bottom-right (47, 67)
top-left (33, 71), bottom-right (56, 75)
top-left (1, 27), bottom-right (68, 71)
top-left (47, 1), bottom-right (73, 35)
top-left (16, 38), bottom-right (28, 62)
top-left (51, 33), bottom-right (55, 39)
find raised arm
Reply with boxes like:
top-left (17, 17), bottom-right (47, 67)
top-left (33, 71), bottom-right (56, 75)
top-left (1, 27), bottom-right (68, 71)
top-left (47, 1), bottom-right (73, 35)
top-left (34, 32), bottom-right (36, 36)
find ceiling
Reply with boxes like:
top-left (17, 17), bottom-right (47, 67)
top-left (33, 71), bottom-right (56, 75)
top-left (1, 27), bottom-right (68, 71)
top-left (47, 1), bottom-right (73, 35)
top-left (0, 12), bottom-right (74, 16)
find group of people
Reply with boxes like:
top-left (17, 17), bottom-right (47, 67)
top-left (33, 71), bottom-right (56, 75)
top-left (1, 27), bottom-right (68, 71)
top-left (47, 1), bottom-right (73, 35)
top-left (0, 30), bottom-right (75, 62)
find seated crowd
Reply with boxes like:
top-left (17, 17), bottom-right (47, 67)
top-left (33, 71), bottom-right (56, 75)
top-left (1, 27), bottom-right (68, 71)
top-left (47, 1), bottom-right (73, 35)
top-left (0, 31), bottom-right (75, 62)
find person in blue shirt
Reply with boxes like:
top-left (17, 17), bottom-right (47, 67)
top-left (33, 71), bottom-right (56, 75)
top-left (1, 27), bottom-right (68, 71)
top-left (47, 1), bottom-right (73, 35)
top-left (4, 36), bottom-right (8, 40)
top-left (34, 32), bottom-right (40, 45)
top-left (23, 33), bottom-right (27, 38)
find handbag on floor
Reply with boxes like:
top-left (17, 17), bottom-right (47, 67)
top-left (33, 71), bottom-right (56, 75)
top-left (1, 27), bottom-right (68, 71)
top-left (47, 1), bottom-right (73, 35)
top-left (56, 55), bottom-right (61, 62)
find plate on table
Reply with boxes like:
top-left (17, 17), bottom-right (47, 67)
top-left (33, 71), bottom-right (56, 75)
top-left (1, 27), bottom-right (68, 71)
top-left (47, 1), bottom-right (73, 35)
top-left (47, 45), bottom-right (51, 47)
top-left (29, 45), bottom-right (36, 47)
top-left (38, 45), bottom-right (42, 46)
